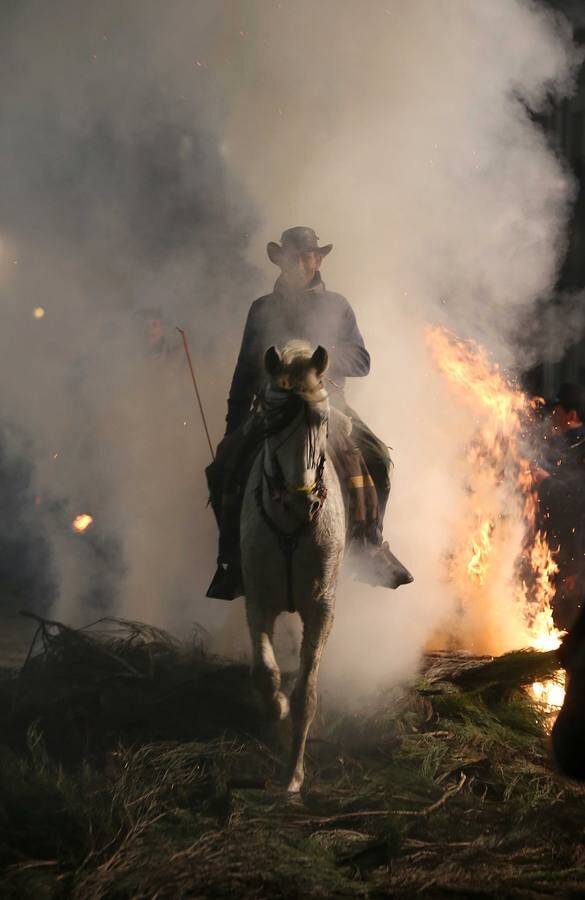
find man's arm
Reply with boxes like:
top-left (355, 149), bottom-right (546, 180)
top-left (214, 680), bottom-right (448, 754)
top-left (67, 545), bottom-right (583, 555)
top-left (225, 303), bottom-right (262, 435)
top-left (330, 298), bottom-right (371, 379)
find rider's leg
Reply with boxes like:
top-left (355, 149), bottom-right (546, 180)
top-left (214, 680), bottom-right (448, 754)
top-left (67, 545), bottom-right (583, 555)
top-left (206, 429), bottom-right (244, 600)
top-left (205, 431), bottom-right (239, 526)
top-left (333, 403), bottom-right (412, 589)
top-left (206, 417), bottom-right (263, 600)
top-left (342, 406), bottom-right (392, 523)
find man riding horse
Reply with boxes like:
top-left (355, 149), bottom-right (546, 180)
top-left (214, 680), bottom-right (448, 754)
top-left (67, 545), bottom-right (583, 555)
top-left (207, 226), bottom-right (412, 600)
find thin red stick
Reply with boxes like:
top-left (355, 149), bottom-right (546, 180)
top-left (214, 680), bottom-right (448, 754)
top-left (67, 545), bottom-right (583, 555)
top-left (176, 327), bottom-right (215, 461)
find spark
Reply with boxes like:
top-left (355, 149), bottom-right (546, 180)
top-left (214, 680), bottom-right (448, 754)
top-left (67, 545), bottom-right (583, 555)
top-left (72, 514), bottom-right (93, 534)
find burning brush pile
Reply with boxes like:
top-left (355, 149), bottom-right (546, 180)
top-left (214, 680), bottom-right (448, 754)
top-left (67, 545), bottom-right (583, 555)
top-left (427, 326), bottom-right (565, 708)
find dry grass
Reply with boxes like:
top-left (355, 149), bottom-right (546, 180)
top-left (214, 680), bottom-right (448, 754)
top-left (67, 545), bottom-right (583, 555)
top-left (0, 613), bottom-right (584, 898)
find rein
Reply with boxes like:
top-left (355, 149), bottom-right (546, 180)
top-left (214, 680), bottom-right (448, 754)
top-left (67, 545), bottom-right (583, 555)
top-left (254, 481), bottom-right (310, 614)
top-left (256, 387), bottom-right (328, 612)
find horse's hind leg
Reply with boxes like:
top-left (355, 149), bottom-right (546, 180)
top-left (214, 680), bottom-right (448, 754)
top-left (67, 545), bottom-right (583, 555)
top-left (287, 600), bottom-right (334, 793)
top-left (246, 603), bottom-right (289, 721)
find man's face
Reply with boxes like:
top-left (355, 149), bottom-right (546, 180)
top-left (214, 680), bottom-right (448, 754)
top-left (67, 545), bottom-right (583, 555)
top-left (551, 403), bottom-right (583, 433)
top-left (279, 250), bottom-right (322, 289)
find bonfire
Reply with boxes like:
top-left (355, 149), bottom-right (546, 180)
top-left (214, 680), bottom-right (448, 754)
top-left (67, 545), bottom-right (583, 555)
top-left (427, 326), bottom-right (565, 708)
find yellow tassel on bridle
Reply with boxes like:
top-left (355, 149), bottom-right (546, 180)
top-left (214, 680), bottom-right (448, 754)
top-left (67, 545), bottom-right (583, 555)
top-left (287, 481), bottom-right (318, 494)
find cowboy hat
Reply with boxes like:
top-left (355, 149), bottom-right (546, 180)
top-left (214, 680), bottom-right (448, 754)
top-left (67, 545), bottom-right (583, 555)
top-left (267, 226), bottom-right (333, 265)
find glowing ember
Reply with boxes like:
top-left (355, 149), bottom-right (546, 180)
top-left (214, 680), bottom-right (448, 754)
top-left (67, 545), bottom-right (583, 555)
top-left (532, 677), bottom-right (565, 709)
top-left (32, 306), bottom-right (45, 319)
top-left (72, 514), bottom-right (93, 534)
top-left (427, 326), bottom-right (565, 708)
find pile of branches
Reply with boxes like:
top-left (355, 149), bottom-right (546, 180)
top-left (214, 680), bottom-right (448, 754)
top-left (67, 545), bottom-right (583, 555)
top-left (421, 646), bottom-right (562, 693)
top-left (0, 613), bottom-right (263, 762)
top-left (1, 613), bottom-right (582, 899)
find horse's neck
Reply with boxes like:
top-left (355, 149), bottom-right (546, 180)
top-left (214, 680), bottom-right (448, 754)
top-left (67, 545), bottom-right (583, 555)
top-left (260, 444), bottom-right (288, 528)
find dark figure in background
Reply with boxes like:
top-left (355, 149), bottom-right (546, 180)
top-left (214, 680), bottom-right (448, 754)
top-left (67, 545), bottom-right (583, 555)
top-left (551, 597), bottom-right (585, 780)
top-left (538, 383), bottom-right (585, 630)
top-left (207, 226), bottom-right (407, 600)
top-left (135, 308), bottom-right (182, 363)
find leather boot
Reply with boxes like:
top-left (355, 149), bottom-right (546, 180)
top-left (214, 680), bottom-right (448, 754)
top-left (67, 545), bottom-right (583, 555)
top-left (353, 540), bottom-right (413, 590)
top-left (206, 562), bottom-right (244, 601)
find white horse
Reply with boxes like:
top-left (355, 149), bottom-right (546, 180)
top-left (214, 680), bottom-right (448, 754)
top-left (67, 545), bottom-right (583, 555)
top-left (240, 340), bottom-right (345, 793)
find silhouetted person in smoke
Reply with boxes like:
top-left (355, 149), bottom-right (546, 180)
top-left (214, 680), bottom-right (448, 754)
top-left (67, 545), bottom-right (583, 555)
top-left (538, 382), bottom-right (585, 630)
top-left (135, 308), bottom-right (182, 365)
top-left (206, 226), bottom-right (411, 600)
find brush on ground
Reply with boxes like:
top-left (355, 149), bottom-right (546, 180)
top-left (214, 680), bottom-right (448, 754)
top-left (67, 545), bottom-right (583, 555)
top-left (1, 612), bottom-right (583, 899)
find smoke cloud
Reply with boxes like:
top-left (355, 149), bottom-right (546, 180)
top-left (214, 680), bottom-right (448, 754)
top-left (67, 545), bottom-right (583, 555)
top-left (0, 1), bottom-right (581, 700)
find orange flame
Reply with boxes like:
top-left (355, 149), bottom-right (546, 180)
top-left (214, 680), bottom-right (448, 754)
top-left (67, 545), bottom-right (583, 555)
top-left (427, 326), bottom-right (564, 708)
top-left (467, 519), bottom-right (493, 585)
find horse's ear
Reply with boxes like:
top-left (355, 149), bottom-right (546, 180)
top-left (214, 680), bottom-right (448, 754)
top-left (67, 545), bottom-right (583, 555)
top-left (264, 345), bottom-right (283, 376)
top-left (311, 345), bottom-right (329, 378)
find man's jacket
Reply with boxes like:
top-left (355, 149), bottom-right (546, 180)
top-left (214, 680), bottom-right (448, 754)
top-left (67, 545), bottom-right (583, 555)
top-left (226, 274), bottom-right (370, 434)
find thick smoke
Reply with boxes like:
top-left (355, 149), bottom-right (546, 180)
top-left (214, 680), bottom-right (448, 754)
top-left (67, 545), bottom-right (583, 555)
top-left (0, 0), bottom-right (259, 634)
top-left (208, 0), bottom-right (581, 698)
top-left (0, 2), bottom-right (581, 699)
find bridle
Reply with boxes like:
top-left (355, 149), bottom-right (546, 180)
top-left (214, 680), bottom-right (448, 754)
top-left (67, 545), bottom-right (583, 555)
top-left (260, 387), bottom-right (328, 505)
top-left (254, 386), bottom-right (328, 612)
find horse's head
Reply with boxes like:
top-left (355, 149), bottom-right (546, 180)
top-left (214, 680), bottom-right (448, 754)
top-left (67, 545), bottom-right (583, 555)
top-left (551, 602), bottom-right (585, 779)
top-left (262, 340), bottom-right (330, 520)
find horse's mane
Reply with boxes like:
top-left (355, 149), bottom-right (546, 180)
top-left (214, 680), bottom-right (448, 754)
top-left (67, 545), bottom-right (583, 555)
top-left (275, 340), bottom-right (328, 403)
top-left (280, 339), bottom-right (313, 366)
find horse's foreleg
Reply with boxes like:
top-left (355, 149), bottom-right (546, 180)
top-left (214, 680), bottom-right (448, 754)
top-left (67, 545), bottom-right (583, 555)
top-left (287, 601), bottom-right (334, 793)
top-left (246, 603), bottom-right (289, 721)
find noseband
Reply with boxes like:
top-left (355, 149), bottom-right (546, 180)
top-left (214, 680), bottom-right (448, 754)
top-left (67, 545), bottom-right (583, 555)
top-left (254, 387), bottom-right (328, 612)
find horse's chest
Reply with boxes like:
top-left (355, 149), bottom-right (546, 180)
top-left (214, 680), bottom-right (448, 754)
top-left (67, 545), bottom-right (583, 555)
top-left (240, 462), bottom-right (345, 600)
